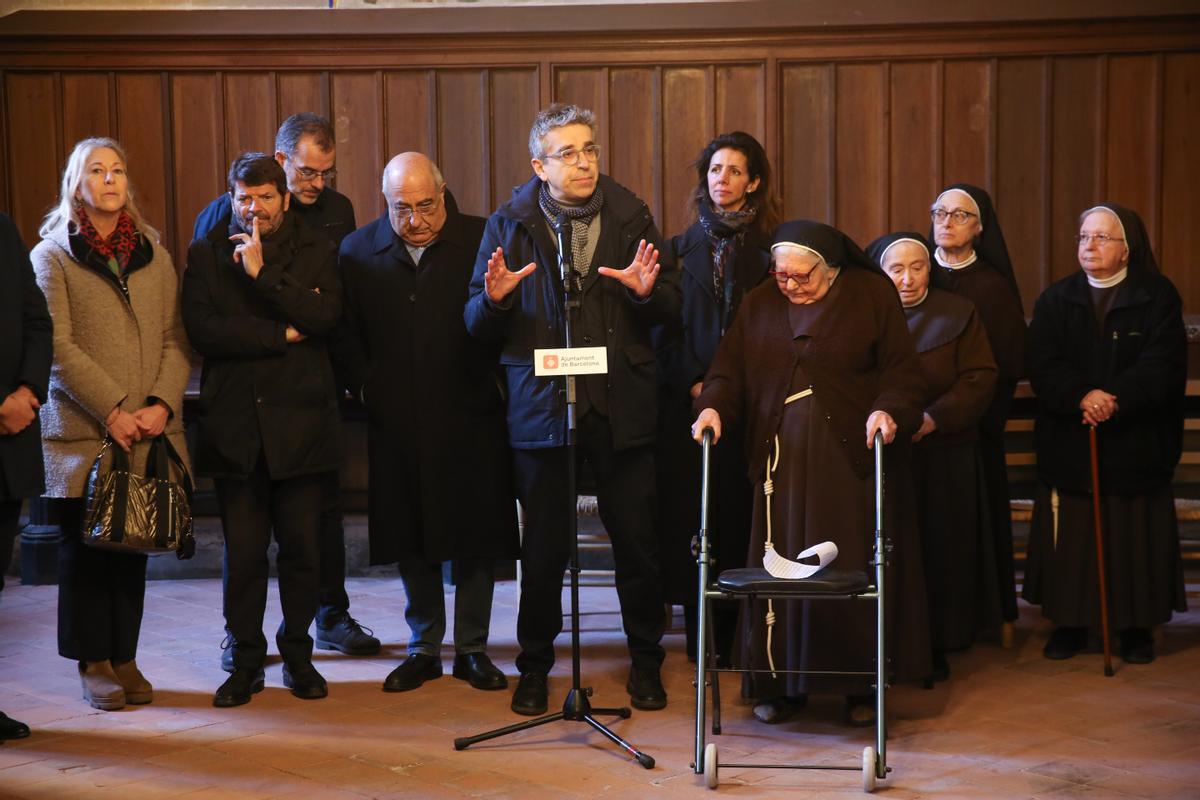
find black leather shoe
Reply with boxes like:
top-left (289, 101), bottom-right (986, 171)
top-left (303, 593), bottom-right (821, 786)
top-left (213, 668), bottom-right (265, 708)
top-left (382, 654), bottom-right (442, 692)
top-left (316, 614), bottom-right (381, 656)
top-left (626, 666), bottom-right (667, 711)
top-left (511, 673), bottom-right (548, 716)
top-left (452, 653), bottom-right (508, 691)
top-left (0, 712), bottom-right (30, 741)
top-left (1044, 626), bottom-right (1087, 660)
top-left (282, 662), bottom-right (328, 700)
top-left (219, 631), bottom-right (235, 673)
top-left (1120, 628), bottom-right (1155, 664)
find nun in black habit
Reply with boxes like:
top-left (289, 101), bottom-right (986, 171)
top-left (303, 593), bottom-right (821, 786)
top-left (928, 183), bottom-right (1025, 626)
top-left (869, 232), bottom-right (1002, 681)
top-left (1023, 203), bottom-right (1187, 664)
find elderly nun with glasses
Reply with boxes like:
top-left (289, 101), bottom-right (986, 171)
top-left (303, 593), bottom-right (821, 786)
top-left (1023, 204), bottom-right (1187, 665)
top-left (927, 183), bottom-right (1026, 636)
top-left (691, 220), bottom-right (930, 727)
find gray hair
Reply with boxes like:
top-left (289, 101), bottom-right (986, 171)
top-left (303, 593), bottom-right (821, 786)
top-left (275, 112), bottom-right (335, 157)
top-left (528, 103), bottom-right (596, 159)
top-left (39, 136), bottom-right (158, 241)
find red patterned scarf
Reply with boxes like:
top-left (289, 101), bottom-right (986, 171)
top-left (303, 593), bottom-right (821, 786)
top-left (77, 206), bottom-right (140, 276)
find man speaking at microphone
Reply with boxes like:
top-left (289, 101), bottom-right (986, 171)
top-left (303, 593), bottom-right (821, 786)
top-left (465, 103), bottom-right (680, 717)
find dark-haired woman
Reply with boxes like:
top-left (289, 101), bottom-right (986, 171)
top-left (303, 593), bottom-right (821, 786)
top-left (31, 137), bottom-right (191, 711)
top-left (928, 183), bottom-right (1026, 634)
top-left (1024, 204), bottom-right (1187, 664)
top-left (870, 232), bottom-right (1001, 681)
top-left (654, 131), bottom-right (781, 664)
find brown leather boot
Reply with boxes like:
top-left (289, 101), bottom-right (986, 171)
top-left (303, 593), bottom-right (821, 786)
top-left (80, 661), bottom-right (126, 710)
top-left (112, 659), bottom-right (153, 704)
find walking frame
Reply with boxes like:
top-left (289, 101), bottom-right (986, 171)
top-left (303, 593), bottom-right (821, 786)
top-left (692, 428), bottom-right (890, 792)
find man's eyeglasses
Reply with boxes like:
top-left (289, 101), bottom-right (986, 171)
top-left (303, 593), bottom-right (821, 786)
top-left (930, 207), bottom-right (977, 225)
top-left (289, 161), bottom-right (337, 182)
top-left (1075, 233), bottom-right (1124, 246)
top-left (543, 145), bottom-right (602, 167)
top-left (392, 194), bottom-right (441, 222)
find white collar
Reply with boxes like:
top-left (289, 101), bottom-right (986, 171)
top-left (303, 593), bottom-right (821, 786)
top-left (934, 247), bottom-right (977, 270)
top-left (1086, 267), bottom-right (1128, 289)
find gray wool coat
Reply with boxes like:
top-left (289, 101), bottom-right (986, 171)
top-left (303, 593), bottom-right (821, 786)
top-left (30, 226), bottom-right (192, 498)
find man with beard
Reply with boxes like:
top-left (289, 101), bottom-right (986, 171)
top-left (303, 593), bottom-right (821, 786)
top-left (182, 153), bottom-right (342, 707)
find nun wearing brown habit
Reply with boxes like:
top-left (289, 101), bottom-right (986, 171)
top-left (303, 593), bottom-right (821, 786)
top-left (869, 231), bottom-right (1002, 682)
top-left (692, 220), bottom-right (930, 727)
top-left (1023, 203), bottom-right (1187, 664)
top-left (928, 183), bottom-right (1025, 627)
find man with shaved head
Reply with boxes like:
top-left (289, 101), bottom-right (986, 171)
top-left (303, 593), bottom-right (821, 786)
top-left (338, 153), bottom-right (518, 693)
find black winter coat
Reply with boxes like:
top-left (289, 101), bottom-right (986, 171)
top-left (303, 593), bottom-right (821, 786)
top-left (338, 198), bottom-right (518, 564)
top-left (464, 175), bottom-right (681, 451)
top-left (0, 213), bottom-right (52, 501)
top-left (1026, 268), bottom-right (1186, 495)
top-left (182, 213), bottom-right (343, 480)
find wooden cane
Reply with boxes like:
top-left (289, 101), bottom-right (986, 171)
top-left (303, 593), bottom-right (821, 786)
top-left (1088, 425), bottom-right (1115, 677)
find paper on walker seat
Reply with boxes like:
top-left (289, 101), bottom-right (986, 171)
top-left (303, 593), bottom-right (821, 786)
top-left (763, 541), bottom-right (838, 579)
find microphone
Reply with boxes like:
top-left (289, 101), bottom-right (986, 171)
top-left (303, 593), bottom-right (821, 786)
top-left (555, 213), bottom-right (575, 288)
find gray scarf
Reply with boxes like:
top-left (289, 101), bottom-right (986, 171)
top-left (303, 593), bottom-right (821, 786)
top-left (538, 181), bottom-right (604, 282)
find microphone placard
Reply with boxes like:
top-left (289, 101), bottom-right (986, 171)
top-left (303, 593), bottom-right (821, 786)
top-left (534, 347), bottom-right (608, 376)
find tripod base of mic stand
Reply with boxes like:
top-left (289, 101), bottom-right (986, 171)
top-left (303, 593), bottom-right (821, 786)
top-left (453, 687), bottom-right (656, 769)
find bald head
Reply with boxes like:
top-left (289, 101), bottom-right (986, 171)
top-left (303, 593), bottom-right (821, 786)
top-left (383, 152), bottom-right (447, 246)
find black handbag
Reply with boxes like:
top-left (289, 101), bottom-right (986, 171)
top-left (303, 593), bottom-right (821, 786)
top-left (82, 435), bottom-right (196, 559)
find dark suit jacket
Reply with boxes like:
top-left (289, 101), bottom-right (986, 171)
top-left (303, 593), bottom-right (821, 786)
top-left (0, 213), bottom-right (52, 501)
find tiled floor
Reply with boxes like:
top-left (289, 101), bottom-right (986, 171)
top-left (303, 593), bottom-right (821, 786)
top-left (1, 575), bottom-right (1198, 799)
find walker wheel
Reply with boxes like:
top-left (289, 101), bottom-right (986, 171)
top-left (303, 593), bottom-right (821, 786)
top-left (862, 746), bottom-right (877, 793)
top-left (704, 742), bottom-right (719, 789)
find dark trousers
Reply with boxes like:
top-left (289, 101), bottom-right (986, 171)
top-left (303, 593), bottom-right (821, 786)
top-left (513, 412), bottom-right (666, 675)
top-left (0, 498), bottom-right (20, 591)
top-left (54, 497), bottom-right (148, 664)
top-left (397, 556), bottom-right (496, 657)
top-left (216, 456), bottom-right (323, 670)
top-left (315, 470), bottom-right (351, 626)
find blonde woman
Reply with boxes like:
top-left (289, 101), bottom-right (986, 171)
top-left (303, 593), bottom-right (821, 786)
top-left (32, 137), bottom-right (191, 710)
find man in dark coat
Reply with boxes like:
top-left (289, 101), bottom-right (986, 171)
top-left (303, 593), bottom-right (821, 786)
top-left (192, 113), bottom-right (377, 667)
top-left (464, 103), bottom-right (681, 716)
top-left (0, 213), bottom-right (48, 742)
top-left (338, 152), bottom-right (518, 694)
top-left (182, 153), bottom-right (343, 707)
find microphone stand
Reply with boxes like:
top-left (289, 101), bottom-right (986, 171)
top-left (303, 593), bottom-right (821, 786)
top-left (454, 215), bottom-right (655, 769)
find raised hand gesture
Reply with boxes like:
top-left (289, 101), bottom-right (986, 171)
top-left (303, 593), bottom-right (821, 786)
top-left (597, 239), bottom-right (661, 299)
top-left (484, 247), bottom-right (536, 304)
top-left (229, 216), bottom-right (265, 279)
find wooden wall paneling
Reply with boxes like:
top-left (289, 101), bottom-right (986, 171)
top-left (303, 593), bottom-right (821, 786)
top-left (1049, 56), bottom-right (1104, 284)
top-left (888, 60), bottom-right (940, 234)
top-left (62, 72), bottom-right (113, 151)
top-left (5, 73), bottom-right (62, 245)
top-left (1104, 55), bottom-right (1160, 245)
top-left (554, 67), bottom-right (607, 169)
top-left (223, 72), bottom-right (276, 166)
top-left (1161, 52), bottom-right (1200, 308)
top-left (834, 62), bottom-right (887, 246)
top-left (170, 73), bottom-right (223, 269)
top-left (996, 57), bottom-right (1050, 311)
top-left (661, 66), bottom-right (712, 237)
top-left (714, 63), bottom-right (765, 142)
top-left (331, 71), bottom-right (384, 224)
top-left (0, 74), bottom-right (7, 213)
top-left (116, 73), bottom-right (172, 255)
top-left (779, 63), bottom-right (834, 223)
top-left (607, 68), bottom-right (659, 228)
top-left (276, 71), bottom-right (327, 123)
top-left (435, 70), bottom-right (487, 219)
top-left (489, 68), bottom-right (539, 213)
top-left (384, 70), bottom-right (434, 163)
top-left (942, 59), bottom-right (992, 190)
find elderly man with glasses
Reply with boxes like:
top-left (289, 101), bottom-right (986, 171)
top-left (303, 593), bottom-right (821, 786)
top-left (192, 113), bottom-right (378, 673)
top-left (465, 103), bottom-right (681, 717)
top-left (337, 152), bottom-right (518, 695)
